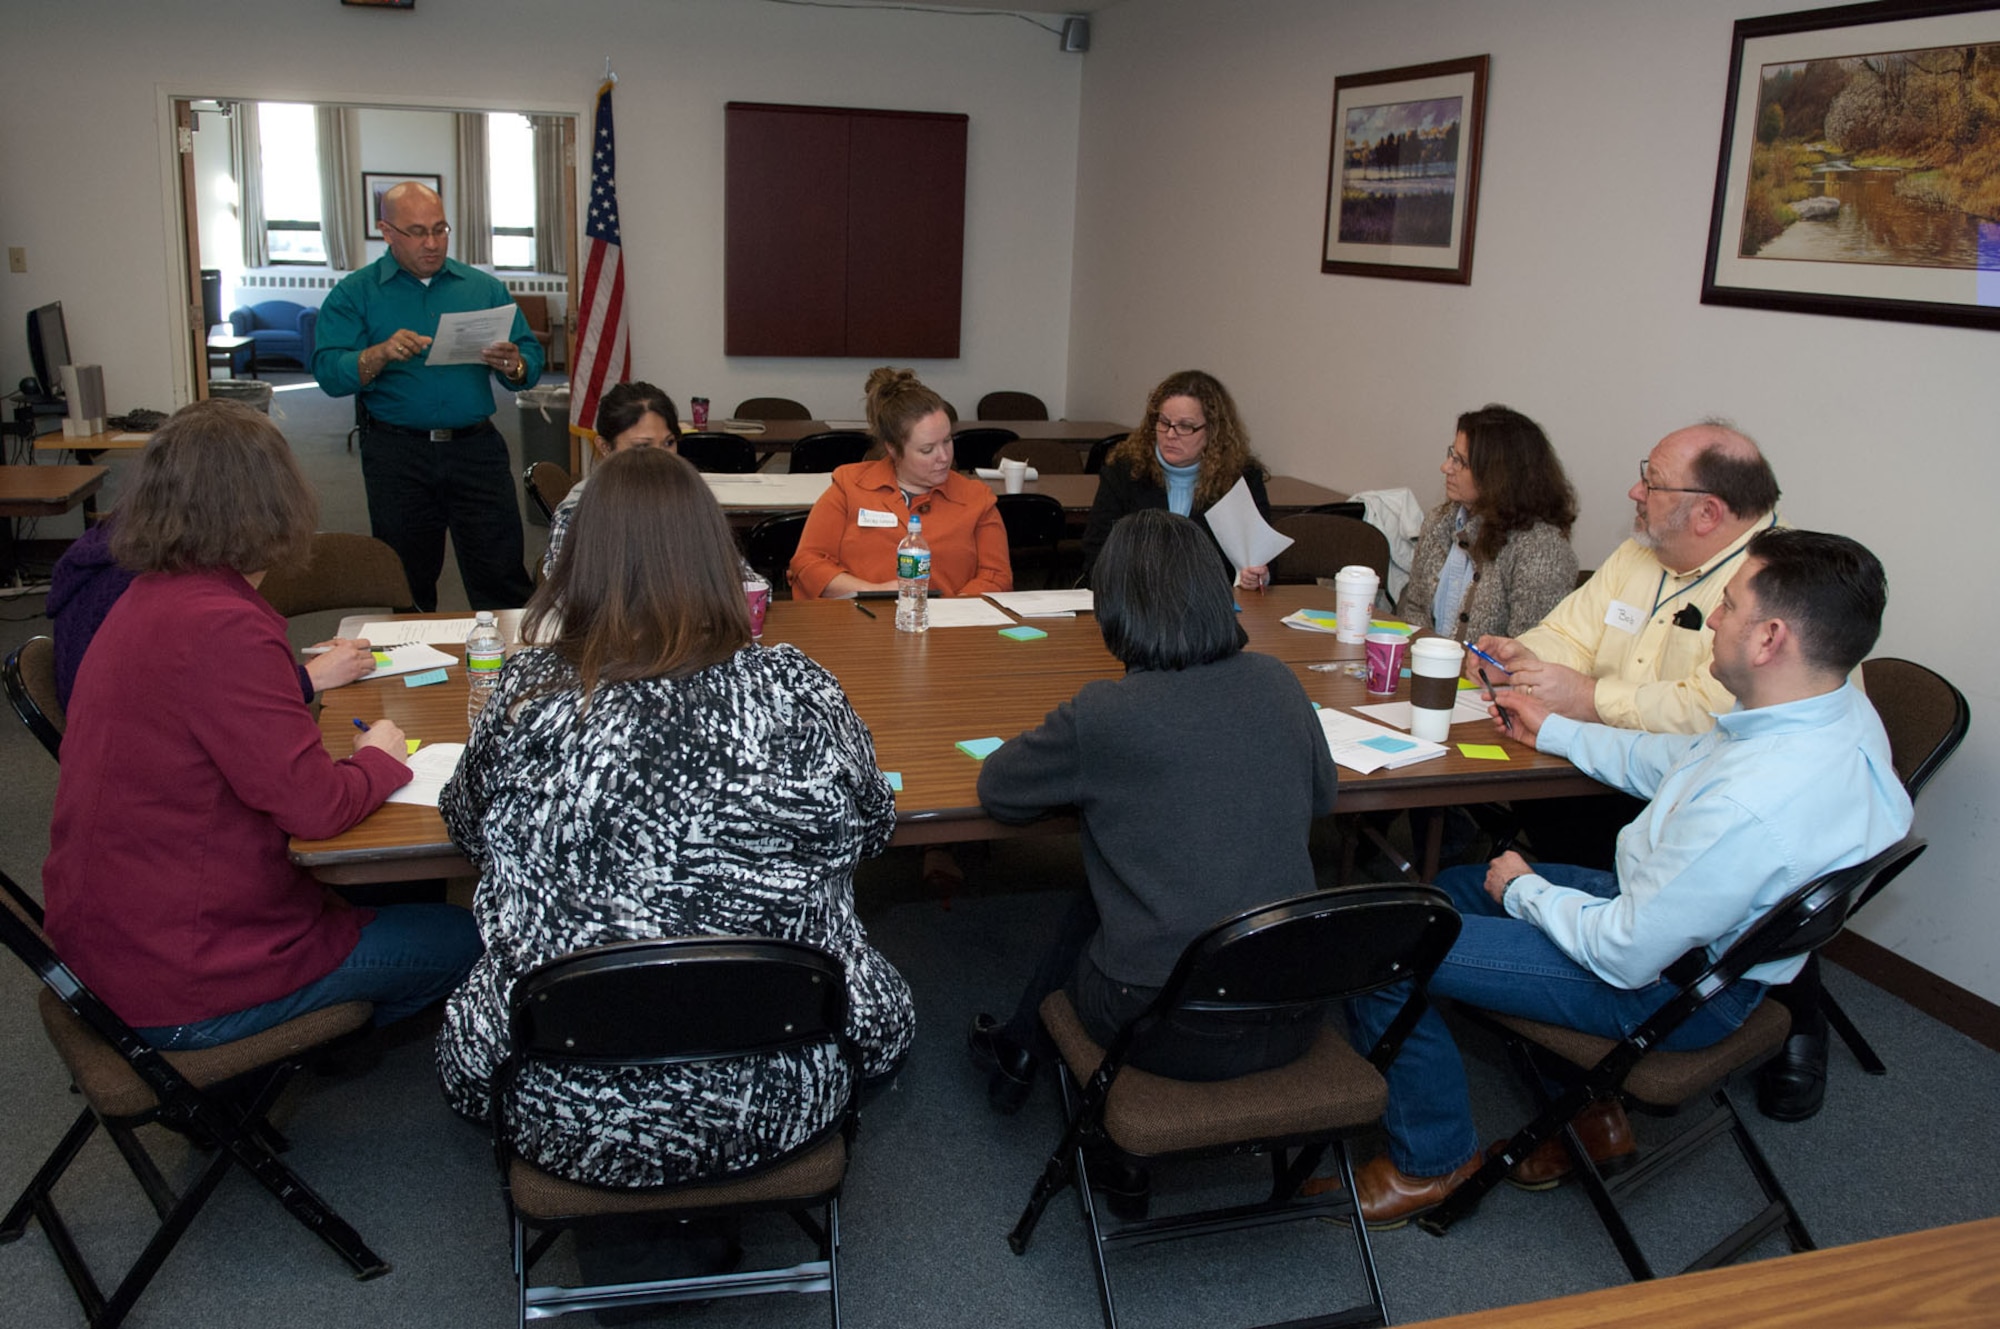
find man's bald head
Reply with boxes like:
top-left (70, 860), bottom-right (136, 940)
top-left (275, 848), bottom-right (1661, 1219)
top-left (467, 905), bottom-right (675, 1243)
top-left (1679, 419), bottom-right (1780, 519)
top-left (378, 181), bottom-right (449, 279)
top-left (381, 181), bottom-right (444, 226)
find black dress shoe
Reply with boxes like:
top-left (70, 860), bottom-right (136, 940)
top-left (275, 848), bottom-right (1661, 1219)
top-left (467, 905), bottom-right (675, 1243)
top-left (1758, 1028), bottom-right (1829, 1122)
top-left (967, 1013), bottom-right (1037, 1114)
top-left (1082, 1142), bottom-right (1152, 1221)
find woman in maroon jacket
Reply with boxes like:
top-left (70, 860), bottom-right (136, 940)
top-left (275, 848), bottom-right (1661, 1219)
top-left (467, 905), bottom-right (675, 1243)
top-left (42, 399), bottom-right (480, 1049)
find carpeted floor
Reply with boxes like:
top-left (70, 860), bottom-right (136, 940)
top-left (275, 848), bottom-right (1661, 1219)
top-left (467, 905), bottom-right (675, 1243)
top-left (1, 380), bottom-right (1996, 1328)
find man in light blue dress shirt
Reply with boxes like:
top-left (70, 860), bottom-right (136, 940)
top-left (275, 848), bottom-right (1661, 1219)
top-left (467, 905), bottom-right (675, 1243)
top-left (1336, 529), bottom-right (1914, 1229)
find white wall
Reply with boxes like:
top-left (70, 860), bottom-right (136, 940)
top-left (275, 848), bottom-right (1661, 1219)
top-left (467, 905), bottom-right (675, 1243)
top-left (0, 0), bottom-right (1083, 419)
top-left (1068, 0), bottom-right (1997, 1001)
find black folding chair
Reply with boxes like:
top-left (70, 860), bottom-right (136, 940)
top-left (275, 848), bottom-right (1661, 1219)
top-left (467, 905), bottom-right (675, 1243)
top-left (788, 432), bottom-right (871, 475)
top-left (996, 492), bottom-right (1068, 590)
top-left (679, 431), bottom-right (761, 474)
top-left (493, 938), bottom-right (860, 1328)
top-left (1420, 835), bottom-right (1929, 1283)
top-left (0, 869), bottom-right (386, 1329)
top-left (1009, 884), bottom-right (1462, 1329)
top-left (1083, 433), bottom-right (1126, 475)
top-left (950, 426), bottom-right (1018, 472)
top-left (744, 512), bottom-right (811, 598)
top-left (5, 635), bottom-right (64, 760)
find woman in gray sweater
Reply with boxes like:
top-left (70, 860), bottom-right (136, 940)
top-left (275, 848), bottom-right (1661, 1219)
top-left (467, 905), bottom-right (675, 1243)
top-left (1400, 405), bottom-right (1578, 642)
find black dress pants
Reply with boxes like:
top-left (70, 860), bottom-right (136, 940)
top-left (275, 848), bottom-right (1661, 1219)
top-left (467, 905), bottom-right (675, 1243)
top-left (358, 422), bottom-right (533, 612)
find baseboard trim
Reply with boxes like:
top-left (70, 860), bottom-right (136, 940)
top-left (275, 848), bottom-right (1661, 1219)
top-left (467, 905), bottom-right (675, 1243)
top-left (1825, 932), bottom-right (2000, 1054)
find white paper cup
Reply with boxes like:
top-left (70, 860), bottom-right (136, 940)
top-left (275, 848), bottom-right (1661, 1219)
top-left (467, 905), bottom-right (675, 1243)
top-left (1333, 565), bottom-right (1379, 643)
top-left (1408, 637), bottom-right (1465, 741)
top-left (1000, 458), bottom-right (1028, 493)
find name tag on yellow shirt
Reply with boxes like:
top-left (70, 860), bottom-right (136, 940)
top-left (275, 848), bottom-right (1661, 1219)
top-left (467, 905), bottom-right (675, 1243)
top-left (1605, 600), bottom-right (1645, 634)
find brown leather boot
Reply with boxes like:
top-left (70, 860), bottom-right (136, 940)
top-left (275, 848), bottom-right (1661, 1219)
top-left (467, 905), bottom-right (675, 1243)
top-left (1347, 1154), bottom-right (1485, 1230)
top-left (1498, 1099), bottom-right (1638, 1191)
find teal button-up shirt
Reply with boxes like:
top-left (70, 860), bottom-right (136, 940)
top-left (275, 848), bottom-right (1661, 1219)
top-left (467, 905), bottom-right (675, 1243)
top-left (312, 253), bottom-right (543, 431)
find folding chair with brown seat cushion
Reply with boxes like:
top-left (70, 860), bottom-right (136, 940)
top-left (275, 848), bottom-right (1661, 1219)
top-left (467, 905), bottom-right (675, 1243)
top-left (734, 397), bottom-right (813, 421)
top-left (977, 391), bottom-right (1049, 421)
top-left (256, 531), bottom-right (416, 618)
top-left (1008, 884), bottom-right (1462, 1329)
top-left (789, 431), bottom-right (872, 475)
top-left (745, 512), bottom-right (811, 599)
top-left (4, 635), bottom-right (63, 761)
top-left (1420, 836), bottom-right (1929, 1283)
top-left (0, 869), bottom-right (385, 1329)
top-left (950, 427), bottom-right (1018, 473)
top-left (995, 493), bottom-right (1067, 590)
top-left (522, 461), bottom-right (577, 525)
top-left (995, 438), bottom-right (1083, 476)
top-left (492, 938), bottom-right (859, 1328)
top-left (678, 431), bottom-right (761, 474)
top-left (1268, 513), bottom-right (1390, 587)
top-left (1804, 659), bottom-right (1971, 1076)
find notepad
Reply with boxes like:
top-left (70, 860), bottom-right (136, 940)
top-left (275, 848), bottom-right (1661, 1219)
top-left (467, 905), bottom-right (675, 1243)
top-left (1317, 710), bottom-right (1447, 774)
top-left (999, 625), bottom-right (1047, 641)
top-left (320, 641), bottom-right (456, 686)
top-left (403, 668), bottom-right (450, 688)
top-left (1458, 743), bottom-right (1509, 761)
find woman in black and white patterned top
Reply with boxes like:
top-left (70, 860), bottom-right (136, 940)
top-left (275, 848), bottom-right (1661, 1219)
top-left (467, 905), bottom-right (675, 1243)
top-left (437, 447), bottom-right (913, 1188)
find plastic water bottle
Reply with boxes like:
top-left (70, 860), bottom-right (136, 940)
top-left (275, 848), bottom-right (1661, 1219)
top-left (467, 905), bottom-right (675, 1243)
top-left (895, 514), bottom-right (930, 634)
top-left (465, 610), bottom-right (505, 727)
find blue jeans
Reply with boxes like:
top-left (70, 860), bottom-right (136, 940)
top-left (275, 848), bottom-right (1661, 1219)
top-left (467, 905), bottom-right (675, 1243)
top-left (137, 904), bottom-right (483, 1051)
top-left (1346, 864), bottom-right (1766, 1177)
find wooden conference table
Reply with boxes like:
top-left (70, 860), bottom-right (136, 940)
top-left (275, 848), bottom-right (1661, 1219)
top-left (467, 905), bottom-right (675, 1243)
top-left (717, 418), bottom-right (1130, 455)
top-left (291, 586), bottom-right (1601, 885)
top-left (701, 471), bottom-right (1348, 522)
top-left (0, 464), bottom-right (108, 579)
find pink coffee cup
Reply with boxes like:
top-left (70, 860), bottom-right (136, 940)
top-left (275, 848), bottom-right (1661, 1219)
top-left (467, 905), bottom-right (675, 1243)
top-left (1364, 630), bottom-right (1408, 695)
top-left (744, 575), bottom-right (770, 638)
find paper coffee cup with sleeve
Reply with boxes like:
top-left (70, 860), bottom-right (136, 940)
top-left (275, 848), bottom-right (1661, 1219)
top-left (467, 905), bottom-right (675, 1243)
top-left (1407, 637), bottom-right (1465, 741)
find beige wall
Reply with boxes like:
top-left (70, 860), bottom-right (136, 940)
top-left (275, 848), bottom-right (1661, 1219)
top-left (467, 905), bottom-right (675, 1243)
top-left (1067, 0), bottom-right (1996, 1000)
top-left (0, 0), bottom-right (1082, 421)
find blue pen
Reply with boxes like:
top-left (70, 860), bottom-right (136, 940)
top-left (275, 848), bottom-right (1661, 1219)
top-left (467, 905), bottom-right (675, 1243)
top-left (1463, 641), bottom-right (1512, 675)
top-left (352, 718), bottom-right (370, 732)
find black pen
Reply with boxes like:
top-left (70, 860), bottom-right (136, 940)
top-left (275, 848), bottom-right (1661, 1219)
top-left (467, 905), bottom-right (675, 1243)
top-left (854, 601), bottom-right (877, 619)
top-left (1479, 668), bottom-right (1514, 736)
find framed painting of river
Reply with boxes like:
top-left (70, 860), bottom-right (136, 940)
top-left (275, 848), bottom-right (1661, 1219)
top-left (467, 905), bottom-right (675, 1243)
top-left (1322, 56), bottom-right (1489, 284)
top-left (1704, 0), bottom-right (2000, 329)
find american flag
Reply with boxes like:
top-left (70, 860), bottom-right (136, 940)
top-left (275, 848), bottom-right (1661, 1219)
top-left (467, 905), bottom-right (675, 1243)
top-left (570, 79), bottom-right (629, 443)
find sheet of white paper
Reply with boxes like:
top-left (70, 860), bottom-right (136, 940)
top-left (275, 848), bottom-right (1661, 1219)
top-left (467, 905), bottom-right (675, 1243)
top-left (973, 467), bottom-right (1039, 481)
top-left (113, 432), bottom-right (151, 442)
top-left (423, 307), bottom-right (519, 366)
top-left (823, 419), bottom-right (869, 431)
top-left (1317, 708), bottom-right (1448, 774)
top-left (985, 589), bottom-right (1094, 616)
top-left (348, 610), bottom-right (526, 644)
top-left (701, 473), bottom-right (831, 507)
top-left (385, 743), bottom-right (466, 807)
top-left (1204, 476), bottom-right (1294, 573)
top-left (320, 641), bottom-right (456, 686)
top-left (1351, 694), bottom-right (1493, 729)
top-left (921, 597), bottom-right (1019, 628)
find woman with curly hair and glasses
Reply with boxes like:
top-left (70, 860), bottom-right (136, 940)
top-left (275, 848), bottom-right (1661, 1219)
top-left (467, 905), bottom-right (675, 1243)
top-left (1079, 369), bottom-right (1274, 589)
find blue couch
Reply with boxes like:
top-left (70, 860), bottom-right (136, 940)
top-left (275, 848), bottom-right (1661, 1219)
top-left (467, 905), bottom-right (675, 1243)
top-left (227, 300), bottom-right (318, 371)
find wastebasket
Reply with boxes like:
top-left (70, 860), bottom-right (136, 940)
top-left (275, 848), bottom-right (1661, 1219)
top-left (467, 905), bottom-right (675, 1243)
top-left (515, 386), bottom-right (572, 526)
top-left (207, 378), bottom-right (273, 414)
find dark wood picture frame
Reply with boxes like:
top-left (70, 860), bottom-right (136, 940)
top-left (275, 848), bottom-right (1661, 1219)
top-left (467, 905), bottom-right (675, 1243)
top-left (1321, 55), bottom-right (1489, 284)
top-left (365, 172), bottom-right (444, 224)
top-left (1702, 0), bottom-right (2000, 331)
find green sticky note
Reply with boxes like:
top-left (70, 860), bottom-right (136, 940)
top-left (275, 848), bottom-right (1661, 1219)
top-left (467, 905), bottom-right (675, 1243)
top-left (404, 667), bottom-right (449, 687)
top-left (956, 736), bottom-right (1004, 760)
top-left (405, 738), bottom-right (422, 756)
top-left (1370, 619), bottom-right (1414, 634)
top-left (883, 771), bottom-right (903, 791)
top-left (1458, 743), bottom-right (1510, 761)
top-left (999, 625), bottom-right (1047, 641)
top-left (372, 650), bottom-right (394, 667)
top-left (1457, 677), bottom-right (1482, 691)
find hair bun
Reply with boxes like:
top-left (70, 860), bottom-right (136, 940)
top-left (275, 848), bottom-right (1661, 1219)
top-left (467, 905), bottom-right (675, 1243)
top-left (864, 365), bottom-right (918, 403)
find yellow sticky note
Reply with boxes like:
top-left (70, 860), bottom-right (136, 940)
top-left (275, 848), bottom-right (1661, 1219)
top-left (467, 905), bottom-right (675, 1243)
top-left (372, 651), bottom-right (395, 667)
top-left (1457, 743), bottom-right (1509, 761)
top-left (406, 739), bottom-right (422, 755)
top-left (1457, 677), bottom-right (1482, 690)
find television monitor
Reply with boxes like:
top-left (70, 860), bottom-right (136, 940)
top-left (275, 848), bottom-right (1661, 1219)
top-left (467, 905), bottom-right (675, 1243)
top-left (27, 301), bottom-right (71, 401)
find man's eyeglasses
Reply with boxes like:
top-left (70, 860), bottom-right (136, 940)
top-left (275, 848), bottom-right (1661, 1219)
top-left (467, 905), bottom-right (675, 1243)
top-left (383, 221), bottom-right (451, 241)
top-left (1443, 445), bottom-right (1470, 472)
top-left (1638, 458), bottom-right (1712, 496)
top-left (1156, 418), bottom-right (1207, 439)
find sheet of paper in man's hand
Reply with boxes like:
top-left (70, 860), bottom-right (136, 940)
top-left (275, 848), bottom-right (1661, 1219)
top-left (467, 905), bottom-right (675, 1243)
top-left (425, 307), bottom-right (519, 366)
top-left (1204, 476), bottom-right (1294, 573)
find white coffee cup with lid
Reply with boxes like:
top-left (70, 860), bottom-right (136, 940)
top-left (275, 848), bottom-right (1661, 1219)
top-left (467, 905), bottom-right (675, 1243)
top-left (1334, 565), bottom-right (1379, 643)
top-left (1408, 637), bottom-right (1466, 741)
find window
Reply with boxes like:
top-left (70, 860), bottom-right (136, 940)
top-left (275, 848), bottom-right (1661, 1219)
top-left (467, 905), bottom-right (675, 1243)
top-left (489, 111), bottom-right (535, 269)
top-left (259, 102), bottom-right (325, 264)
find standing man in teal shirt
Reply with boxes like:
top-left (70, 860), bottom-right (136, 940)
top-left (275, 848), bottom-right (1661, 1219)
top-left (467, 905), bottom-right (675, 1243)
top-left (314, 181), bottom-right (541, 610)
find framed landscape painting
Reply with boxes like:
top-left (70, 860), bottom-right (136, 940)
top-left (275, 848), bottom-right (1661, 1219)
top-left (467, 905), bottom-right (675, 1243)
top-left (1321, 55), bottom-right (1489, 284)
top-left (1703, 0), bottom-right (2000, 329)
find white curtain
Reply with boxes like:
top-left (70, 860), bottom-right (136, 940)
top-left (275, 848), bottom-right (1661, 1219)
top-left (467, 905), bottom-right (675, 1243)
top-left (315, 106), bottom-right (363, 270)
top-left (531, 115), bottom-right (567, 275)
top-left (233, 103), bottom-right (268, 268)
top-left (454, 112), bottom-right (492, 266)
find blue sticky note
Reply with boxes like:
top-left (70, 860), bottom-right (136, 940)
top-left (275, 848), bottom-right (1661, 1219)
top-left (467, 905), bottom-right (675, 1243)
top-left (956, 736), bottom-right (1005, 760)
top-left (883, 771), bottom-right (904, 791)
top-left (1361, 735), bottom-right (1418, 754)
top-left (999, 625), bottom-right (1047, 641)
top-left (403, 668), bottom-right (449, 688)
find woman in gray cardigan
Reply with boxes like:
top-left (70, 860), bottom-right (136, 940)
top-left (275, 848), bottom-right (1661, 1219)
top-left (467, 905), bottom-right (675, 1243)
top-left (1400, 405), bottom-right (1579, 642)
